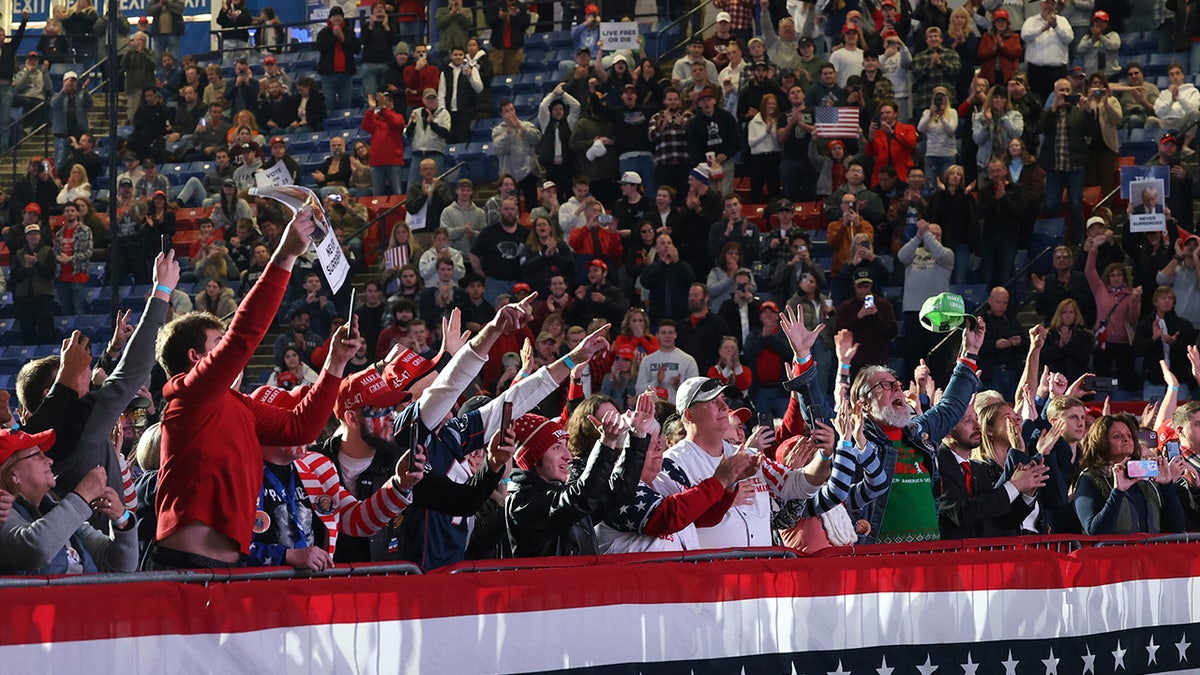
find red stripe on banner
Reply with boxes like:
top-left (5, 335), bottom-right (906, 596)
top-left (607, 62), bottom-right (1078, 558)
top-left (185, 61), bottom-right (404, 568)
top-left (1, 539), bottom-right (1199, 647)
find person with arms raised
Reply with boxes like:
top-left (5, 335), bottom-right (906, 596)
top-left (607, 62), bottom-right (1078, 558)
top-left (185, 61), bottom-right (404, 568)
top-left (149, 208), bottom-right (354, 570)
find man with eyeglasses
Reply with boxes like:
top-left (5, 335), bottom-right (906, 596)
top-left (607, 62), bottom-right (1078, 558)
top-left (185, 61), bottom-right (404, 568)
top-left (780, 303), bottom-right (986, 544)
top-left (656, 376), bottom-right (826, 548)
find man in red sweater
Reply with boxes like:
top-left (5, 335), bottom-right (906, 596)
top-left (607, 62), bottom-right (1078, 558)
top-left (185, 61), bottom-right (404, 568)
top-left (150, 209), bottom-right (364, 570)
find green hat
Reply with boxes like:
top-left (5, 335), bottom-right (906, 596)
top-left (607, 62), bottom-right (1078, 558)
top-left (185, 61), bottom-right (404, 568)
top-left (919, 292), bottom-right (975, 333)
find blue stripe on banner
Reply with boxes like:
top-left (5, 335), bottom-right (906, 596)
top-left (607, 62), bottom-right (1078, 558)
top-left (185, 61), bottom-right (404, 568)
top-left (538, 625), bottom-right (1199, 675)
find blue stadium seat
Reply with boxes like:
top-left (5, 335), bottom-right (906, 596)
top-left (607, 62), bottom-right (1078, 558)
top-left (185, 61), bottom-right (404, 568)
top-left (54, 315), bottom-right (77, 337)
top-left (76, 314), bottom-right (110, 341)
top-left (32, 344), bottom-right (57, 358)
top-left (492, 75), bottom-right (515, 97)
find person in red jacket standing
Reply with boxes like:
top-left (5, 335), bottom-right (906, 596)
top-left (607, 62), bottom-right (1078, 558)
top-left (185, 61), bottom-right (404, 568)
top-left (402, 44), bottom-right (440, 111)
top-left (362, 90), bottom-right (407, 196)
top-left (149, 209), bottom-right (364, 570)
top-left (866, 101), bottom-right (917, 186)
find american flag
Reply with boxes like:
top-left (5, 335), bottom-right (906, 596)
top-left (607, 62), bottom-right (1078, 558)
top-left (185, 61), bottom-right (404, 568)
top-left (814, 106), bottom-right (861, 138)
top-left (384, 246), bottom-right (409, 270)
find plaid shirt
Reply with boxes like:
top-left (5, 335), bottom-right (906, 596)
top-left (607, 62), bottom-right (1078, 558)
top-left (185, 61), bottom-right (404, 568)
top-left (715, 0), bottom-right (754, 31)
top-left (910, 47), bottom-right (961, 110)
top-left (649, 109), bottom-right (693, 166)
top-left (1053, 109), bottom-right (1072, 172)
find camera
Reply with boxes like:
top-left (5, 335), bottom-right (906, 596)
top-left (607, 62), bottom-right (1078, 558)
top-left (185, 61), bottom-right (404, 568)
top-left (329, 193), bottom-right (343, 203)
top-left (933, 94), bottom-right (946, 106)
top-left (863, 295), bottom-right (875, 309)
top-left (598, 214), bottom-right (614, 225)
top-left (1065, 93), bottom-right (1081, 105)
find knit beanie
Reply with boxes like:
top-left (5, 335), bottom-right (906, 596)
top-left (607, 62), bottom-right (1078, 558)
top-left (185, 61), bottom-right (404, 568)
top-left (513, 414), bottom-right (569, 471)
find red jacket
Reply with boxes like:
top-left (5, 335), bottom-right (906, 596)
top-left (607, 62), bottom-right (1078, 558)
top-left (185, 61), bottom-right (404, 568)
top-left (404, 63), bottom-right (441, 110)
top-left (567, 224), bottom-right (624, 264)
top-left (977, 32), bottom-right (1023, 86)
top-left (361, 107), bottom-right (407, 167)
top-left (867, 122), bottom-right (918, 185)
top-left (156, 264), bottom-right (343, 554)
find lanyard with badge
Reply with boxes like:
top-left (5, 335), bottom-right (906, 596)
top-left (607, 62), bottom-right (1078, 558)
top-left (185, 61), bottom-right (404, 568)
top-left (253, 466), bottom-right (308, 549)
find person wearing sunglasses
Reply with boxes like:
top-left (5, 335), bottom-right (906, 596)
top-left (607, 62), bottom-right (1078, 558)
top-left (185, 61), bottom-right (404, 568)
top-left (778, 302), bottom-right (986, 545)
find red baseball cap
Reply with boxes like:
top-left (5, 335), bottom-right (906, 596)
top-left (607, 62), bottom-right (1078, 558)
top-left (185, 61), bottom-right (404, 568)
top-left (334, 348), bottom-right (436, 418)
top-left (24, 203), bottom-right (41, 214)
top-left (584, 3), bottom-right (599, 14)
top-left (588, 258), bottom-right (608, 272)
top-left (1093, 10), bottom-right (1109, 21)
top-left (0, 428), bottom-right (56, 467)
top-left (760, 301), bottom-right (781, 314)
top-left (993, 9), bottom-right (1009, 20)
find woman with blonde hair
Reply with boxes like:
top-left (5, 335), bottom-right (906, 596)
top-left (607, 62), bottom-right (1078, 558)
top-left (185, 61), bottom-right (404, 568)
top-left (971, 399), bottom-right (1051, 536)
top-left (381, 221), bottom-right (423, 295)
top-left (56, 164), bottom-right (92, 204)
top-left (972, 84), bottom-right (1023, 172)
top-left (1040, 298), bottom-right (1093, 383)
top-left (947, 7), bottom-right (979, 101)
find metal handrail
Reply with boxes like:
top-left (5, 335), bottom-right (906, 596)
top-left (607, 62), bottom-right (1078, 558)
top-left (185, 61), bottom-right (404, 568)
top-left (343, 160), bottom-right (466, 245)
top-left (211, 12), bottom-right (428, 56)
top-left (655, 0), bottom-right (716, 60)
top-left (0, 57), bottom-right (110, 175)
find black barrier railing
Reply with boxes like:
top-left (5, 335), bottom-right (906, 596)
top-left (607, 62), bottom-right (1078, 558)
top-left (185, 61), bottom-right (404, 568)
top-left (0, 561), bottom-right (423, 588)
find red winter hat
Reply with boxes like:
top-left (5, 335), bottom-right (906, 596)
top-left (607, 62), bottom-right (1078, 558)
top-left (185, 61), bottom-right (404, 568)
top-left (513, 414), bottom-right (568, 471)
top-left (334, 348), bottom-right (436, 418)
top-left (0, 428), bottom-right (56, 467)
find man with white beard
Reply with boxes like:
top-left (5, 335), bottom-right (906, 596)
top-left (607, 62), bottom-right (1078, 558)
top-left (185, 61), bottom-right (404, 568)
top-left (779, 305), bottom-right (987, 544)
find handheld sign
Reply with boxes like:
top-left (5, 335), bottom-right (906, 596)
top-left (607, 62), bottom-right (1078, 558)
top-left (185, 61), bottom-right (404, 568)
top-left (250, 185), bottom-right (350, 293)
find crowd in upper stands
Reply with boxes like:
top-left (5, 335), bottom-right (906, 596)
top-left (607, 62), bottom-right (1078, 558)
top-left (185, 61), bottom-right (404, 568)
top-left (4, 0), bottom-right (1200, 576)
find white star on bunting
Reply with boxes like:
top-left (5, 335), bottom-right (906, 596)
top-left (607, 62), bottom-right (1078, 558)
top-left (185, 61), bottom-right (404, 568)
top-left (916, 654), bottom-right (938, 675)
top-left (1042, 647), bottom-right (1059, 675)
top-left (1147, 635), bottom-right (1160, 665)
top-left (875, 655), bottom-right (894, 675)
top-left (1177, 634), bottom-right (1192, 662)
top-left (961, 651), bottom-right (979, 675)
top-left (827, 659), bottom-right (851, 675)
top-left (1001, 650), bottom-right (1019, 675)
top-left (1113, 640), bottom-right (1127, 671)
top-left (1081, 645), bottom-right (1096, 675)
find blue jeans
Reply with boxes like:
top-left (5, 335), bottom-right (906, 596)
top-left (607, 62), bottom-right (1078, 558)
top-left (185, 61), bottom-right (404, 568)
top-left (370, 164), bottom-right (404, 196)
top-left (407, 152), bottom-right (445, 189)
top-left (924, 155), bottom-right (955, 184)
top-left (752, 384), bottom-right (789, 421)
top-left (321, 73), bottom-right (353, 110)
top-left (483, 277), bottom-right (514, 305)
top-left (56, 280), bottom-right (88, 317)
top-left (951, 243), bottom-right (973, 286)
top-left (54, 136), bottom-right (71, 172)
top-left (360, 63), bottom-right (389, 101)
top-left (177, 176), bottom-right (207, 207)
top-left (155, 34), bottom-right (181, 60)
top-left (978, 235), bottom-right (1016, 288)
top-left (619, 153), bottom-right (656, 200)
top-left (1044, 169), bottom-right (1085, 243)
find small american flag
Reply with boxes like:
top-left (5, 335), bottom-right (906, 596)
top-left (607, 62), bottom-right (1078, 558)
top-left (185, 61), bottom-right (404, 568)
top-left (814, 107), bottom-right (862, 139)
top-left (384, 246), bottom-right (408, 270)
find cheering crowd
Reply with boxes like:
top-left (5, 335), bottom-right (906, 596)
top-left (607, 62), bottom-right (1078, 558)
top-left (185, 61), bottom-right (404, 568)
top-left (0, 0), bottom-right (1199, 573)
